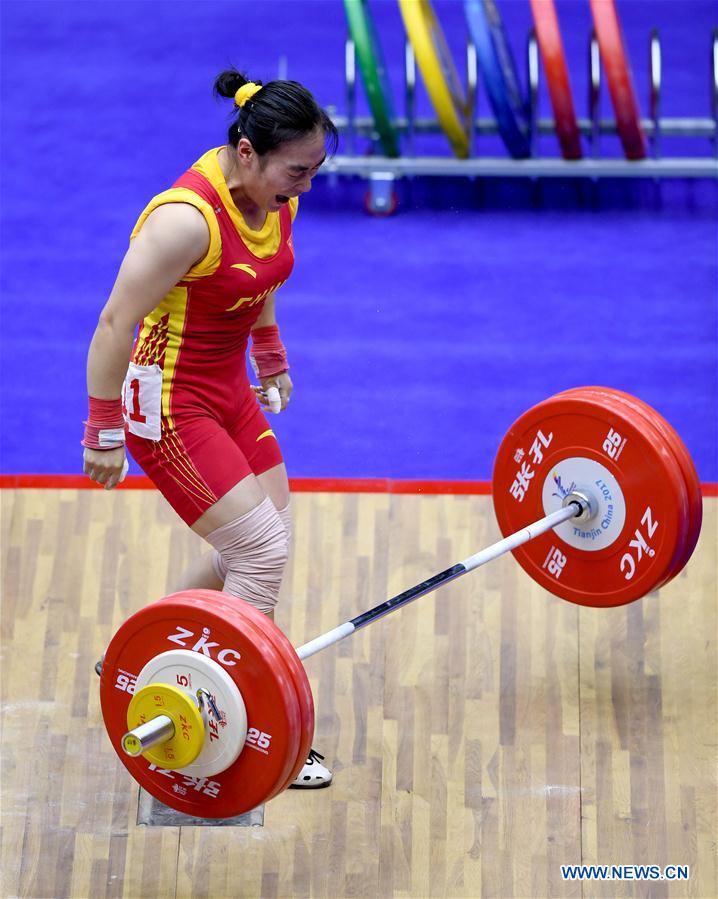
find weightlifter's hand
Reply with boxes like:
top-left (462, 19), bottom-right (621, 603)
top-left (252, 371), bottom-right (293, 413)
top-left (83, 446), bottom-right (128, 490)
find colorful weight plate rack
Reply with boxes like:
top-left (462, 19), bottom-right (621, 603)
top-left (324, 11), bottom-right (718, 213)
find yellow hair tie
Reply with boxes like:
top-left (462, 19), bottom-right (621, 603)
top-left (234, 82), bottom-right (261, 108)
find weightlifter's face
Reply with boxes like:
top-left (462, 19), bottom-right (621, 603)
top-left (239, 130), bottom-right (326, 213)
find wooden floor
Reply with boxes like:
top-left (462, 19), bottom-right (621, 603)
top-left (1, 488), bottom-right (716, 899)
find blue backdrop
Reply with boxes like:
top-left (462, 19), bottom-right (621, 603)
top-left (1, 1), bottom-right (716, 481)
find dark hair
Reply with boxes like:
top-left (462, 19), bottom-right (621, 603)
top-left (213, 69), bottom-right (338, 156)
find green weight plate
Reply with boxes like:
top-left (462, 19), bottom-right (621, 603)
top-left (344, 0), bottom-right (401, 157)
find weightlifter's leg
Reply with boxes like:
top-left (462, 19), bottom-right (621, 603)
top-left (191, 469), bottom-right (287, 618)
top-left (190, 466), bottom-right (331, 788)
top-left (178, 464), bottom-right (292, 618)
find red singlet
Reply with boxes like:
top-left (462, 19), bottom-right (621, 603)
top-left (123, 148), bottom-right (298, 525)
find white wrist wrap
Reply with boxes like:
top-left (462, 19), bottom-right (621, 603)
top-left (98, 428), bottom-right (126, 448)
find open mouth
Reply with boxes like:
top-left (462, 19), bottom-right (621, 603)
top-left (275, 194), bottom-right (290, 204)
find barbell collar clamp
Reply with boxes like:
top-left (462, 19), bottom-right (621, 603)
top-left (196, 687), bottom-right (222, 721)
top-left (121, 714), bottom-right (174, 757)
top-left (561, 490), bottom-right (596, 523)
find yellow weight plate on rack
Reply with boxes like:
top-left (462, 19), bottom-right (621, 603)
top-left (126, 682), bottom-right (205, 770)
top-left (398, 0), bottom-right (470, 158)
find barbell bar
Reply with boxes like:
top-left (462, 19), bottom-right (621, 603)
top-left (294, 499), bottom-right (584, 661)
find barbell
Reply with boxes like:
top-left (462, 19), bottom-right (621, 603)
top-left (98, 386), bottom-right (702, 819)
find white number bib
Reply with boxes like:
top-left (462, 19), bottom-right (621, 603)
top-left (123, 362), bottom-right (162, 441)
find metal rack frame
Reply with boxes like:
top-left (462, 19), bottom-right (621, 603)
top-left (322, 29), bottom-right (718, 211)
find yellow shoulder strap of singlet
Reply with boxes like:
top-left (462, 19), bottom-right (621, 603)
top-left (130, 187), bottom-right (223, 281)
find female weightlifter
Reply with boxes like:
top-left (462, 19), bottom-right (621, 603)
top-left (83, 69), bottom-right (338, 788)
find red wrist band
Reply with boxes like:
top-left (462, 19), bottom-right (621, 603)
top-left (250, 325), bottom-right (289, 378)
top-left (82, 396), bottom-right (126, 450)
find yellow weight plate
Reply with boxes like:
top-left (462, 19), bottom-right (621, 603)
top-left (398, 0), bottom-right (470, 157)
top-left (126, 683), bottom-right (205, 770)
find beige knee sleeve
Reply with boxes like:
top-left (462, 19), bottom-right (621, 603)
top-left (206, 497), bottom-right (288, 614)
top-left (276, 498), bottom-right (292, 547)
top-left (212, 498), bottom-right (292, 584)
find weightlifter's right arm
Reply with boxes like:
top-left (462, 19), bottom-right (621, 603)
top-left (84, 203), bottom-right (210, 488)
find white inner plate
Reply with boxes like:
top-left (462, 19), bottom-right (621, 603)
top-left (542, 456), bottom-right (626, 551)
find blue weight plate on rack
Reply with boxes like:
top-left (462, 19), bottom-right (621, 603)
top-left (464, 0), bottom-right (531, 158)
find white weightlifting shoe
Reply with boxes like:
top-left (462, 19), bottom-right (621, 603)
top-left (290, 749), bottom-right (333, 789)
